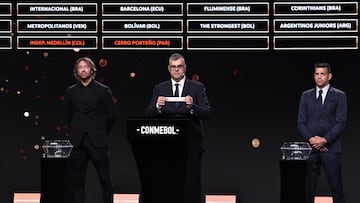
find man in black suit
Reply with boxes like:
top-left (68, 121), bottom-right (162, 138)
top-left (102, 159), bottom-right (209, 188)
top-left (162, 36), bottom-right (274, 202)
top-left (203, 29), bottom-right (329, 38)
top-left (64, 57), bottom-right (117, 203)
top-left (298, 62), bottom-right (347, 203)
top-left (146, 53), bottom-right (211, 203)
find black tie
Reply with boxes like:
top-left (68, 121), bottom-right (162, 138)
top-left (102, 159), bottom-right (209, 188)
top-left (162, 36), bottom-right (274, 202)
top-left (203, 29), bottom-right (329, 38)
top-left (318, 89), bottom-right (323, 105)
top-left (174, 84), bottom-right (179, 108)
top-left (174, 83), bottom-right (179, 97)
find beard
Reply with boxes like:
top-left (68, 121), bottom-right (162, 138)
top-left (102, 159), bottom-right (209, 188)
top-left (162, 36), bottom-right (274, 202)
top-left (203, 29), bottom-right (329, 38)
top-left (78, 72), bottom-right (93, 82)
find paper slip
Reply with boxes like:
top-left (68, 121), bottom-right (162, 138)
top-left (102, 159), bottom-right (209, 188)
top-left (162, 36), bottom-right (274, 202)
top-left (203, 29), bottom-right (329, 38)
top-left (166, 97), bottom-right (185, 102)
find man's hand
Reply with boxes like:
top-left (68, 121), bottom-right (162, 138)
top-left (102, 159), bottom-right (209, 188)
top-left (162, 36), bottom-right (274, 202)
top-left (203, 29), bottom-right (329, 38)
top-left (157, 96), bottom-right (167, 108)
top-left (184, 95), bottom-right (193, 109)
top-left (309, 135), bottom-right (328, 150)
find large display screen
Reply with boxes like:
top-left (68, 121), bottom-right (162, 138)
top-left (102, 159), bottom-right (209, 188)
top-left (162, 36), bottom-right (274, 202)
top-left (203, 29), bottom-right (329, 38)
top-left (0, 0), bottom-right (358, 50)
top-left (1, 1), bottom-right (360, 203)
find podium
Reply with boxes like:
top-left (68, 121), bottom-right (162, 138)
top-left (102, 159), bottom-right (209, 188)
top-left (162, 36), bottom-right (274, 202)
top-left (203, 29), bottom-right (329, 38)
top-left (280, 160), bottom-right (309, 203)
top-left (40, 158), bottom-right (67, 203)
top-left (127, 117), bottom-right (199, 203)
top-left (40, 140), bottom-right (73, 203)
top-left (280, 142), bottom-right (312, 203)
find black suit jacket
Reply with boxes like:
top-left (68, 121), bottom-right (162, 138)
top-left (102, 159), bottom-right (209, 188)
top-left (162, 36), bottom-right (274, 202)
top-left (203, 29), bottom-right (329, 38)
top-left (298, 86), bottom-right (347, 153)
top-left (64, 80), bottom-right (117, 148)
top-left (146, 78), bottom-right (211, 149)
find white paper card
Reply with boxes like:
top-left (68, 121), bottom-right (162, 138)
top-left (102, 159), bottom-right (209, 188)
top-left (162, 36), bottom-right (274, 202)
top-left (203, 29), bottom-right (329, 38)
top-left (166, 97), bottom-right (185, 102)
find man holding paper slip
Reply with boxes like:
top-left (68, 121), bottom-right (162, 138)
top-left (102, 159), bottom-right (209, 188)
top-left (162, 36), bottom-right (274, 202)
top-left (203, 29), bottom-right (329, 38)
top-left (145, 52), bottom-right (211, 203)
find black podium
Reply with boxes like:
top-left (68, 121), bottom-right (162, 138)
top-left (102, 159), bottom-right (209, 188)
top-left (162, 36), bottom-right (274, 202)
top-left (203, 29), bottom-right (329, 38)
top-left (280, 160), bottom-right (309, 203)
top-left (40, 158), bottom-right (68, 203)
top-left (127, 117), bottom-right (198, 203)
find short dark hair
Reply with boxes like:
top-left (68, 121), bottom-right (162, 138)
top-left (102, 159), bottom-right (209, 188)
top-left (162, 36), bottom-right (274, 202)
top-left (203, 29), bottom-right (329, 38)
top-left (314, 62), bottom-right (331, 73)
top-left (168, 53), bottom-right (186, 65)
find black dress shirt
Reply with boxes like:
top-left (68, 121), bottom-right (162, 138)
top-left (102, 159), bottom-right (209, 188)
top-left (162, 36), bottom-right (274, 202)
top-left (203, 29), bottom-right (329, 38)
top-left (64, 80), bottom-right (117, 147)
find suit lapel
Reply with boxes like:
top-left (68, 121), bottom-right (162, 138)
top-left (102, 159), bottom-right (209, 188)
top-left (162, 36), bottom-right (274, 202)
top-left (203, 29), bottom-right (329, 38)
top-left (182, 79), bottom-right (190, 97)
top-left (167, 80), bottom-right (173, 96)
top-left (323, 87), bottom-right (333, 106)
top-left (311, 88), bottom-right (318, 105)
top-left (319, 87), bottom-right (333, 116)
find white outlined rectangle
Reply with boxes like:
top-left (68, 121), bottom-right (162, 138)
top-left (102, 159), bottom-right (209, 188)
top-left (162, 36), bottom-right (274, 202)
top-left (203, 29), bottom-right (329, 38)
top-left (102, 36), bottom-right (183, 50)
top-left (0, 36), bottom-right (12, 49)
top-left (274, 19), bottom-right (358, 33)
top-left (102, 19), bottom-right (183, 33)
top-left (187, 36), bottom-right (269, 50)
top-left (17, 19), bottom-right (98, 33)
top-left (17, 3), bottom-right (97, 16)
top-left (187, 2), bottom-right (269, 16)
top-left (0, 20), bottom-right (11, 33)
top-left (102, 3), bottom-right (183, 16)
top-left (0, 3), bottom-right (11, 16)
top-left (187, 19), bottom-right (269, 33)
top-left (274, 2), bottom-right (358, 16)
top-left (274, 35), bottom-right (358, 50)
top-left (17, 36), bottom-right (98, 50)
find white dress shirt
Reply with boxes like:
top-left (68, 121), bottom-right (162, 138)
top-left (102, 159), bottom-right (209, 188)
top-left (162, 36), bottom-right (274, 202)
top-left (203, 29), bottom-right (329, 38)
top-left (316, 84), bottom-right (330, 104)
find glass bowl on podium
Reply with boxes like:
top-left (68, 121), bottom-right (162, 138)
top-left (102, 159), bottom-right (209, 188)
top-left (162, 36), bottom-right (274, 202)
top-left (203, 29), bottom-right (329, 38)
top-left (42, 140), bottom-right (73, 158)
top-left (280, 141), bottom-right (312, 160)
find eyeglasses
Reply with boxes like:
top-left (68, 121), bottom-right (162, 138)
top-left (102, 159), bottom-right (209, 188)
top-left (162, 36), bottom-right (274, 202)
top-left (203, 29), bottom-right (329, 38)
top-left (169, 65), bottom-right (185, 69)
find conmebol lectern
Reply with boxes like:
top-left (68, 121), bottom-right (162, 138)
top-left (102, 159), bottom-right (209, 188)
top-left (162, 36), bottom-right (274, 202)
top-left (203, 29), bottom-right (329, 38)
top-left (127, 117), bottom-right (198, 203)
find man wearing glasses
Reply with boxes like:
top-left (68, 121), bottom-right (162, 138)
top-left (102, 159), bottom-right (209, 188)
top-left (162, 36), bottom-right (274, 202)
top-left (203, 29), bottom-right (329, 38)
top-left (145, 53), bottom-right (211, 203)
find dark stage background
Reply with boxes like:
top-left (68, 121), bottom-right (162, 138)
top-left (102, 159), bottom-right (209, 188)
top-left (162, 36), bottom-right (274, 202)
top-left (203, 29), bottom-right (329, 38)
top-left (1, 50), bottom-right (360, 203)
